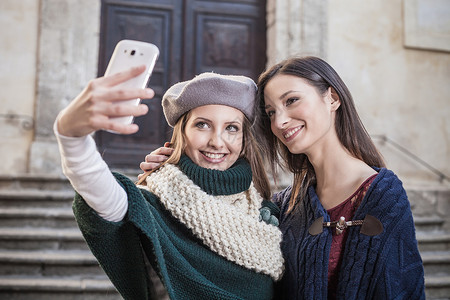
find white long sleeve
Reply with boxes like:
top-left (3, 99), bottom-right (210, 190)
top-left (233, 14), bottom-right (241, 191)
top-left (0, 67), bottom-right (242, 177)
top-left (53, 120), bottom-right (128, 222)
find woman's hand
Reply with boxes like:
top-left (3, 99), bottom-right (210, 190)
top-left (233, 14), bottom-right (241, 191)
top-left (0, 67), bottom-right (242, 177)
top-left (57, 65), bottom-right (154, 137)
top-left (137, 142), bottom-right (173, 180)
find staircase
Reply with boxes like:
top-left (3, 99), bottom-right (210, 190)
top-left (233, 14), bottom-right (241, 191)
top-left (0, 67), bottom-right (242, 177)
top-left (409, 185), bottom-right (450, 300)
top-left (0, 175), bottom-right (449, 299)
top-left (0, 174), bottom-right (121, 300)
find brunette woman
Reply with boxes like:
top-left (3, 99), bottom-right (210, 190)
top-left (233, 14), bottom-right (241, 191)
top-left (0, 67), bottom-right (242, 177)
top-left (257, 56), bottom-right (424, 299)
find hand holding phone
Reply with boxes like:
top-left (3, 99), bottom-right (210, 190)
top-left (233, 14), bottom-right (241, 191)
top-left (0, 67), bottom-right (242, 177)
top-left (104, 40), bottom-right (160, 130)
top-left (56, 40), bottom-right (159, 137)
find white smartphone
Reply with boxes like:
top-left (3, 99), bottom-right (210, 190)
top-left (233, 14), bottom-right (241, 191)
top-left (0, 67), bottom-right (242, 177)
top-left (104, 39), bottom-right (159, 130)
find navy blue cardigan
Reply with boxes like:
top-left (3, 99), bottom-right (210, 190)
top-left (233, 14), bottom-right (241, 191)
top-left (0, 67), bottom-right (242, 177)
top-left (273, 168), bottom-right (425, 299)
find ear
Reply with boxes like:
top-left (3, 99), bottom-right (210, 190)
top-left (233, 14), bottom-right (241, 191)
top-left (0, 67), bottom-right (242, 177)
top-left (328, 87), bottom-right (341, 112)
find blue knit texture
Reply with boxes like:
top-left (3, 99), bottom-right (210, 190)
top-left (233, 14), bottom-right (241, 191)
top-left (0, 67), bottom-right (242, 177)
top-left (273, 168), bottom-right (425, 300)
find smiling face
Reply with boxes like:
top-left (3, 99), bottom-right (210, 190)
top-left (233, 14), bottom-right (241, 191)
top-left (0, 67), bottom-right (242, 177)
top-left (183, 104), bottom-right (244, 170)
top-left (263, 74), bottom-right (340, 155)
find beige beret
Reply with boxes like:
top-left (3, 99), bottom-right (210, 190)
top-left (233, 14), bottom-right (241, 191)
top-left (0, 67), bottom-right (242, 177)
top-left (162, 72), bottom-right (257, 127)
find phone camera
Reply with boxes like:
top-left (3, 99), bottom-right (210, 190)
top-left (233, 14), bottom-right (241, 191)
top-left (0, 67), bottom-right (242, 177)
top-left (130, 50), bottom-right (136, 56)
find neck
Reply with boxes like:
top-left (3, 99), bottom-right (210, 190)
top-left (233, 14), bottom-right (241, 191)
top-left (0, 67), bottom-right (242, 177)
top-left (307, 143), bottom-right (376, 210)
top-left (309, 144), bottom-right (353, 188)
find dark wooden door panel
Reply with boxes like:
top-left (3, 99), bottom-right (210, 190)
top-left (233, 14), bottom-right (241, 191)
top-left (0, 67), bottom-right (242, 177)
top-left (96, 0), bottom-right (266, 170)
top-left (96, 0), bottom-right (182, 169)
top-left (184, 0), bottom-right (266, 80)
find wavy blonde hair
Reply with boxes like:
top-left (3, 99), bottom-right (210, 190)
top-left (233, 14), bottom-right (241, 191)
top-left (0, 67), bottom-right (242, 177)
top-left (138, 110), bottom-right (271, 200)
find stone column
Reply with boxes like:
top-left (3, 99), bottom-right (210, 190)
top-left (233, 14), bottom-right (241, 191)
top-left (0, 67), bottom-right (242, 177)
top-left (29, 0), bottom-right (100, 174)
top-left (266, 0), bottom-right (329, 67)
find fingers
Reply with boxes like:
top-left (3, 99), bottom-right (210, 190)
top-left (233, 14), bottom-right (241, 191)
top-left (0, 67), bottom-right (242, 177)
top-left (100, 121), bottom-right (140, 135)
top-left (84, 103), bottom-right (149, 134)
top-left (103, 102), bottom-right (149, 118)
top-left (97, 65), bottom-right (147, 87)
top-left (136, 170), bottom-right (152, 185)
top-left (88, 65), bottom-right (154, 105)
top-left (58, 66), bottom-right (155, 137)
top-left (94, 87), bottom-right (154, 104)
top-left (147, 146), bottom-right (174, 159)
top-left (140, 161), bottom-right (164, 172)
top-left (139, 144), bottom-right (173, 172)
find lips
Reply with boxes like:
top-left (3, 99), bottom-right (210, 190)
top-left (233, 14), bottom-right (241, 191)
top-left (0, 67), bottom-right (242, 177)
top-left (202, 152), bottom-right (226, 159)
top-left (282, 125), bottom-right (303, 141)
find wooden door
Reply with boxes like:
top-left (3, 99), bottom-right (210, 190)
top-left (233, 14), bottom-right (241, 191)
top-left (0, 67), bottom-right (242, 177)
top-left (96, 0), bottom-right (266, 170)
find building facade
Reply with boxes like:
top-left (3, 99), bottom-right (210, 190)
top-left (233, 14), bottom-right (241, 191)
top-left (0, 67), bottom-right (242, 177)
top-left (1, 0), bottom-right (449, 187)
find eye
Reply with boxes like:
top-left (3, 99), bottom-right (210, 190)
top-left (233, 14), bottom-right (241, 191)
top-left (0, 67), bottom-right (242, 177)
top-left (195, 121), bottom-right (209, 129)
top-left (286, 97), bottom-right (299, 106)
top-left (226, 124), bottom-right (240, 132)
top-left (265, 110), bottom-right (275, 118)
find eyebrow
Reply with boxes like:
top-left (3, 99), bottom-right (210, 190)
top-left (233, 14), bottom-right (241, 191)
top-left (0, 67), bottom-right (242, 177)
top-left (280, 90), bottom-right (299, 99)
top-left (193, 117), bottom-right (212, 122)
top-left (264, 90), bottom-right (300, 109)
top-left (193, 117), bottom-right (242, 125)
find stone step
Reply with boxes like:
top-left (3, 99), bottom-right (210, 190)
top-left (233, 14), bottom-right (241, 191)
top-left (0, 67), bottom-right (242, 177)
top-left (0, 207), bottom-right (77, 228)
top-left (0, 227), bottom-right (87, 251)
top-left (0, 249), bottom-right (104, 277)
top-left (421, 251), bottom-right (450, 276)
top-left (415, 216), bottom-right (445, 232)
top-left (425, 275), bottom-right (450, 300)
top-left (417, 232), bottom-right (450, 252)
top-left (0, 190), bottom-right (75, 207)
top-left (0, 276), bottom-right (120, 300)
top-left (0, 174), bottom-right (72, 191)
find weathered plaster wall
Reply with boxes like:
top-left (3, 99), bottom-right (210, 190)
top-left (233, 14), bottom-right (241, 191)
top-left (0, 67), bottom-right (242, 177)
top-left (29, 0), bottom-right (100, 174)
top-left (0, 0), bottom-right (448, 187)
top-left (0, 0), bottom-right (39, 174)
top-left (266, 0), bottom-right (328, 66)
top-left (327, 0), bottom-right (450, 185)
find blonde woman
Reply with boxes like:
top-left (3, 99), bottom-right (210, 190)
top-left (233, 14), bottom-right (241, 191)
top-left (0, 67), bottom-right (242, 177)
top-left (55, 67), bottom-right (284, 300)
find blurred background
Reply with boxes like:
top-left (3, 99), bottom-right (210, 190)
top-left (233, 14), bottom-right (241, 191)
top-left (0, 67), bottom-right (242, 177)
top-left (0, 0), bottom-right (449, 299)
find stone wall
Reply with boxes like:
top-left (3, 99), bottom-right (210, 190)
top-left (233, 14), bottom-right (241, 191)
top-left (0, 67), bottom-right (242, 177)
top-left (0, 0), bottom-right (39, 174)
top-left (267, 0), bottom-right (450, 186)
top-left (327, 0), bottom-right (450, 185)
top-left (266, 0), bottom-right (328, 65)
top-left (29, 0), bottom-right (101, 174)
top-left (0, 0), bottom-right (448, 187)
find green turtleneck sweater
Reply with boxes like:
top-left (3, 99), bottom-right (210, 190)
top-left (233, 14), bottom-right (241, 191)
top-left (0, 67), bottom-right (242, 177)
top-left (73, 156), bottom-right (275, 300)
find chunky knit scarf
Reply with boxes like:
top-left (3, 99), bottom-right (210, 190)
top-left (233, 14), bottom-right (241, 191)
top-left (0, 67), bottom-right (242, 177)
top-left (143, 157), bottom-right (284, 281)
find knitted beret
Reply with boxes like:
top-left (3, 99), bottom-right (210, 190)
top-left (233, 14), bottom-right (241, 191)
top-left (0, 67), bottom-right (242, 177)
top-left (162, 72), bottom-right (257, 127)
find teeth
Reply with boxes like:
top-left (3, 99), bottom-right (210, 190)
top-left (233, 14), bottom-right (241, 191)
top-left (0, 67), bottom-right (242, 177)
top-left (284, 126), bottom-right (302, 139)
top-left (204, 152), bottom-right (225, 159)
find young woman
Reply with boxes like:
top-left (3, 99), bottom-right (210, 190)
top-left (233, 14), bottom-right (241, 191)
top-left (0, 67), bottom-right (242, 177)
top-left (54, 67), bottom-right (284, 300)
top-left (257, 56), bottom-right (425, 299)
top-left (143, 57), bottom-right (426, 299)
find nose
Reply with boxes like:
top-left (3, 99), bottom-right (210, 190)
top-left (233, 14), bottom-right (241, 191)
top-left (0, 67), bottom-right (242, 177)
top-left (273, 110), bottom-right (289, 129)
top-left (208, 131), bottom-right (225, 149)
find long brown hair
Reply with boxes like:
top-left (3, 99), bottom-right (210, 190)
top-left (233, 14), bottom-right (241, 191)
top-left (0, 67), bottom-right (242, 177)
top-left (256, 56), bottom-right (385, 213)
top-left (139, 110), bottom-right (272, 200)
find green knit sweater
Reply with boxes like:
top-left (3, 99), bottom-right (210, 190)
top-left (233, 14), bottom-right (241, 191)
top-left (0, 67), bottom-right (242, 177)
top-left (73, 156), bottom-right (275, 300)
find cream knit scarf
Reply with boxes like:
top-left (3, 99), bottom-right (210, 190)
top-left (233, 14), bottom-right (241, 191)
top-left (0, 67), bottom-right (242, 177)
top-left (143, 163), bottom-right (284, 281)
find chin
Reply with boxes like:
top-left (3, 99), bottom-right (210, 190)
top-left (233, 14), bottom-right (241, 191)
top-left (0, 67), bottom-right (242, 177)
top-left (286, 145), bottom-right (304, 155)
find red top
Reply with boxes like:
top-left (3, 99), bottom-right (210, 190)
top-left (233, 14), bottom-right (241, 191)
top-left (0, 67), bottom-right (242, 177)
top-left (326, 174), bottom-right (377, 299)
